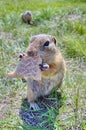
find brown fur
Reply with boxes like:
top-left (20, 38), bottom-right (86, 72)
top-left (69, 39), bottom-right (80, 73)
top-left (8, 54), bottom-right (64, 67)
top-left (26, 34), bottom-right (66, 109)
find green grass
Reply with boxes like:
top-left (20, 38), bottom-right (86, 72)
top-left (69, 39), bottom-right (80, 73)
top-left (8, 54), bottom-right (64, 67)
top-left (0, 0), bottom-right (86, 130)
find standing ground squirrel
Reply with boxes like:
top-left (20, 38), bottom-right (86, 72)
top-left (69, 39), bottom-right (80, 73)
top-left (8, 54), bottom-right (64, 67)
top-left (24, 34), bottom-right (66, 110)
top-left (8, 34), bottom-right (66, 110)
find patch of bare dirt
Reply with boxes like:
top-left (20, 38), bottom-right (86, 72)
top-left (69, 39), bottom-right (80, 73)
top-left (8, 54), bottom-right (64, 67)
top-left (51, 14), bottom-right (82, 24)
top-left (0, 32), bottom-right (13, 40)
top-left (0, 93), bottom-right (23, 120)
top-left (66, 14), bottom-right (82, 21)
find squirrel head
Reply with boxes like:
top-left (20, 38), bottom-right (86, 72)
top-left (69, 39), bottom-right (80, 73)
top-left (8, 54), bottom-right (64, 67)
top-left (27, 34), bottom-right (58, 64)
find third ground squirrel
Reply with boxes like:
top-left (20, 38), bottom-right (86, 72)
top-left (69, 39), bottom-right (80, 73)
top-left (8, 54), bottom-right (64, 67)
top-left (20, 34), bottom-right (66, 110)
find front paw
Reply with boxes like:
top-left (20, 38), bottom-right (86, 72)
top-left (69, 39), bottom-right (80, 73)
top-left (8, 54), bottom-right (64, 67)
top-left (39, 63), bottom-right (49, 71)
top-left (30, 102), bottom-right (40, 111)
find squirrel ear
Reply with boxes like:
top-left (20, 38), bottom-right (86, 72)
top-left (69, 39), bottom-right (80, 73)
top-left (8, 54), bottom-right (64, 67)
top-left (52, 37), bottom-right (57, 45)
top-left (30, 35), bottom-right (37, 43)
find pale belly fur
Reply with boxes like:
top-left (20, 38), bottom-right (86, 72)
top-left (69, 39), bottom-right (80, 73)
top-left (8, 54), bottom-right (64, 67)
top-left (28, 70), bottom-right (64, 97)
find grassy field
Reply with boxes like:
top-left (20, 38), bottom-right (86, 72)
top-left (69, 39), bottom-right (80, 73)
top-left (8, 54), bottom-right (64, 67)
top-left (0, 0), bottom-right (86, 130)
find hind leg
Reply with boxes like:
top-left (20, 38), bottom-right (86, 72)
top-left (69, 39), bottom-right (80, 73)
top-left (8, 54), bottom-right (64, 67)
top-left (27, 82), bottom-right (40, 110)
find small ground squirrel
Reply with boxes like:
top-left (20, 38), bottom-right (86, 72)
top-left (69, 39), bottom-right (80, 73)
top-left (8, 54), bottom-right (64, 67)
top-left (23, 34), bottom-right (66, 110)
top-left (21, 10), bottom-right (32, 24)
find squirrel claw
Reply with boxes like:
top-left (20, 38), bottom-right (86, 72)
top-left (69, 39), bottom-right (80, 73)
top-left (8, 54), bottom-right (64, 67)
top-left (30, 102), bottom-right (40, 111)
top-left (39, 63), bottom-right (49, 71)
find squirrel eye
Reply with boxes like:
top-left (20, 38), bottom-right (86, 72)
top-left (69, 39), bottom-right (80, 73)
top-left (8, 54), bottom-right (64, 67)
top-left (44, 41), bottom-right (49, 46)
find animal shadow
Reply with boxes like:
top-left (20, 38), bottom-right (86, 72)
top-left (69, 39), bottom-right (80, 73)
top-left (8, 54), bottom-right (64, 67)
top-left (19, 91), bottom-right (63, 130)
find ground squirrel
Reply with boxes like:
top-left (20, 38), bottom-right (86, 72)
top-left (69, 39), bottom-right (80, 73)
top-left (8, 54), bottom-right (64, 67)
top-left (21, 11), bottom-right (32, 24)
top-left (20, 34), bottom-right (66, 110)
